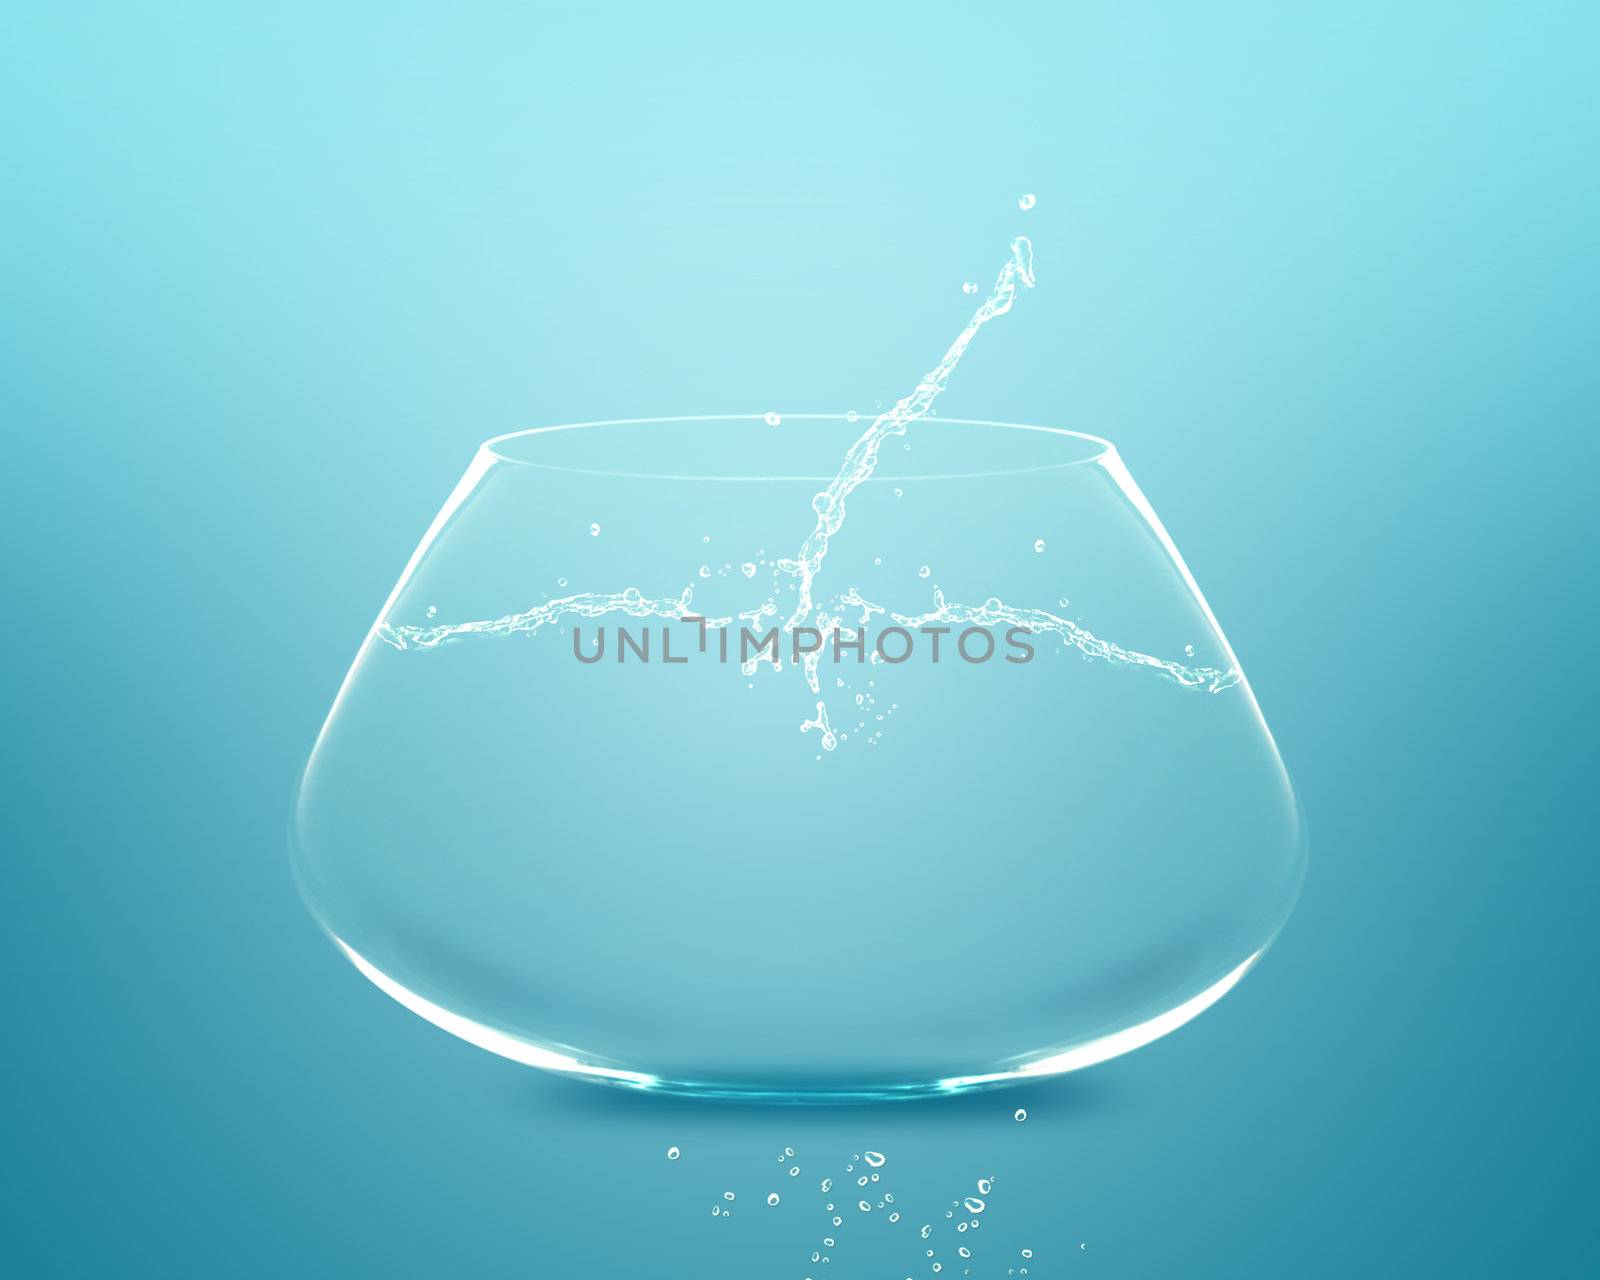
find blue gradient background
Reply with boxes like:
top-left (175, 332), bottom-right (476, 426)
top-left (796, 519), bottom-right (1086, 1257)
top-left (4, 2), bottom-right (1595, 1275)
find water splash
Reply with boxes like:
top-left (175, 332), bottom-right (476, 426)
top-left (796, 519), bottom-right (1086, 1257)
top-left (379, 586), bottom-right (723, 651)
top-left (800, 701), bottom-right (838, 752)
top-left (776, 236), bottom-right (1035, 632)
top-left (839, 588), bottom-right (1239, 691)
top-left (377, 233), bottom-right (1241, 738)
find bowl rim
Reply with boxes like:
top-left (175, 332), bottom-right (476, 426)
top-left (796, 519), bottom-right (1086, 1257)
top-left (478, 414), bottom-right (1117, 482)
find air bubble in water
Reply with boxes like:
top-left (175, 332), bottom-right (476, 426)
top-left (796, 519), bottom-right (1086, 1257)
top-left (767, 1193), bottom-right (780, 1206)
top-left (962, 282), bottom-right (979, 294)
top-left (964, 1197), bottom-right (986, 1214)
top-left (666, 1146), bottom-right (680, 1160)
top-left (846, 409), bottom-right (859, 422)
top-left (699, 565), bottom-right (711, 578)
top-left (859, 1200), bottom-right (871, 1212)
top-left (977, 1179), bottom-right (992, 1195)
top-left (1014, 1108), bottom-right (1027, 1122)
top-left (864, 1151), bottom-right (886, 1167)
top-left (588, 522), bottom-right (600, 537)
top-left (1033, 539), bottom-right (1046, 553)
top-left (764, 411), bottom-right (781, 427)
top-left (789, 1165), bottom-right (800, 1176)
top-left (424, 605), bottom-right (437, 618)
top-left (724, 1191), bottom-right (735, 1201)
top-left (742, 562), bottom-right (757, 578)
top-left (918, 565), bottom-right (931, 578)
top-left (1018, 192), bottom-right (1037, 210)
top-left (1185, 643), bottom-right (1196, 656)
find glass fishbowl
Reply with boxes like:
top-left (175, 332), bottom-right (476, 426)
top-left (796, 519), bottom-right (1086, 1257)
top-left (291, 414), bottom-right (1306, 1100)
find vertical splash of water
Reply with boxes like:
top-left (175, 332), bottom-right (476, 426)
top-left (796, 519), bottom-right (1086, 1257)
top-left (776, 237), bottom-right (1036, 630)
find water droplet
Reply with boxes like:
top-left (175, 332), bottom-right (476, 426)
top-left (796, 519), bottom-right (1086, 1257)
top-left (1018, 192), bottom-right (1036, 210)
top-left (1033, 538), bottom-right (1046, 553)
top-left (964, 1197), bottom-right (986, 1214)
top-left (864, 1151), bottom-right (886, 1167)
top-left (764, 411), bottom-right (781, 427)
top-left (918, 565), bottom-right (931, 578)
top-left (767, 1193), bottom-right (780, 1206)
top-left (961, 281), bottom-right (979, 294)
top-left (588, 522), bottom-right (600, 537)
top-left (1014, 1108), bottom-right (1028, 1122)
top-left (666, 1145), bottom-right (680, 1160)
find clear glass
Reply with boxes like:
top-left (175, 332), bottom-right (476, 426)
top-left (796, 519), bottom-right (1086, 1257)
top-left (291, 415), bottom-right (1306, 1100)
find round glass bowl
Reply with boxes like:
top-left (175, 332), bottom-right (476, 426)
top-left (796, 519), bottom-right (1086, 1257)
top-left (291, 416), bottom-right (1306, 1099)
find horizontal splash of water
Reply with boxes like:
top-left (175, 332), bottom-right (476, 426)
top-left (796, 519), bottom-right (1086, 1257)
top-left (375, 234), bottom-right (1241, 747)
top-left (377, 586), bottom-right (726, 651)
top-left (842, 588), bottom-right (1240, 692)
top-left (379, 584), bottom-right (1236, 692)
